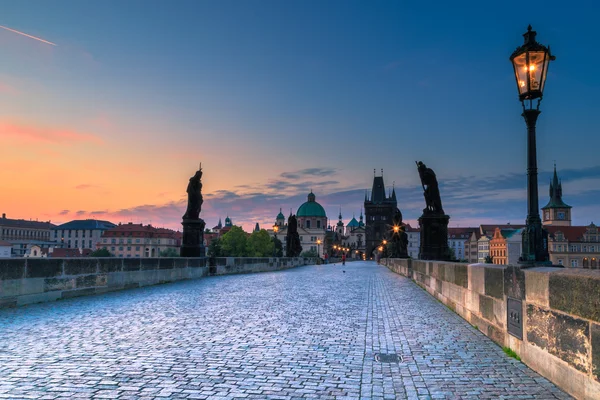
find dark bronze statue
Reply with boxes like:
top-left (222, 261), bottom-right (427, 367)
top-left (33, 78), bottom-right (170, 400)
top-left (416, 161), bottom-right (444, 214)
top-left (183, 165), bottom-right (203, 220)
top-left (286, 215), bottom-right (303, 257)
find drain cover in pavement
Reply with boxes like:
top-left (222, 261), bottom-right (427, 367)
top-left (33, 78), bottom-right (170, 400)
top-left (374, 353), bottom-right (402, 363)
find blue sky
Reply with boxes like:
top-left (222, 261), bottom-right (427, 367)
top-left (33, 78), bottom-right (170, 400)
top-left (1, 0), bottom-right (599, 231)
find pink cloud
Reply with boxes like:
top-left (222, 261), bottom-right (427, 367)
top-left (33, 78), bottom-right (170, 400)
top-left (0, 119), bottom-right (103, 145)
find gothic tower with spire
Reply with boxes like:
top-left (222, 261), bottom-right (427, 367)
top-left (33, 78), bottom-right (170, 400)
top-left (542, 164), bottom-right (572, 226)
top-left (364, 170), bottom-right (397, 257)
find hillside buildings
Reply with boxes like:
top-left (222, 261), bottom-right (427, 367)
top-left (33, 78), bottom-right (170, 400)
top-left (0, 213), bottom-right (55, 257)
top-left (51, 219), bottom-right (117, 250)
top-left (97, 223), bottom-right (181, 258)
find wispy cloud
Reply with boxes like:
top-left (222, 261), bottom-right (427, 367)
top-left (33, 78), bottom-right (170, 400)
top-left (280, 168), bottom-right (337, 180)
top-left (0, 120), bottom-right (103, 145)
top-left (58, 210), bottom-right (70, 216)
top-left (75, 184), bottom-right (99, 190)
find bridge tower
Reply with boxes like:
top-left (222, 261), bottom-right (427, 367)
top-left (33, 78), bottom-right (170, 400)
top-left (364, 170), bottom-right (397, 257)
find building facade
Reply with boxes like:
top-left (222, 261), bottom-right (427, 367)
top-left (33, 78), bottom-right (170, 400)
top-left (269, 192), bottom-right (328, 257)
top-left (0, 213), bottom-right (55, 257)
top-left (447, 227), bottom-right (478, 261)
top-left (405, 225), bottom-right (420, 259)
top-left (98, 223), bottom-right (181, 258)
top-left (546, 224), bottom-right (600, 268)
top-left (51, 219), bottom-right (117, 250)
top-left (364, 173), bottom-right (397, 257)
top-left (0, 240), bottom-right (12, 258)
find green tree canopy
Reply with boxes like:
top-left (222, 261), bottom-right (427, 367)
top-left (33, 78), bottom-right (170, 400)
top-left (272, 236), bottom-right (283, 257)
top-left (207, 237), bottom-right (223, 257)
top-left (301, 248), bottom-right (318, 258)
top-left (159, 248), bottom-right (179, 257)
top-left (90, 248), bottom-right (113, 257)
top-left (220, 226), bottom-right (248, 257)
top-left (246, 229), bottom-right (274, 257)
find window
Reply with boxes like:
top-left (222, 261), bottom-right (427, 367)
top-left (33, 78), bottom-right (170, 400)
top-left (119, 246), bottom-right (123, 251)
top-left (571, 259), bottom-right (578, 267)
top-left (136, 246), bottom-right (140, 251)
top-left (75, 240), bottom-right (78, 248)
top-left (68, 230), bottom-right (72, 238)
top-left (136, 239), bottom-right (140, 243)
top-left (111, 247), bottom-right (116, 251)
top-left (317, 220), bottom-right (321, 229)
top-left (558, 259), bottom-right (563, 265)
top-left (558, 211), bottom-right (565, 220)
top-left (111, 239), bottom-right (116, 244)
top-left (127, 247), bottom-right (131, 251)
top-left (68, 240), bottom-right (72, 247)
top-left (127, 239), bottom-right (132, 244)
top-left (306, 220), bottom-right (311, 228)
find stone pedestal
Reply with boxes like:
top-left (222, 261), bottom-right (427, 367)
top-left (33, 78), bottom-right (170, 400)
top-left (418, 213), bottom-right (450, 261)
top-left (181, 219), bottom-right (206, 257)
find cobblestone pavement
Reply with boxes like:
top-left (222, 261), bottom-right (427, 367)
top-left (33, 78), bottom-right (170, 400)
top-left (0, 262), bottom-right (570, 399)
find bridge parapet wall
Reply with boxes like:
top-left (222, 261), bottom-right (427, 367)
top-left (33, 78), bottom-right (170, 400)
top-left (384, 258), bottom-right (600, 400)
top-left (0, 257), bottom-right (312, 309)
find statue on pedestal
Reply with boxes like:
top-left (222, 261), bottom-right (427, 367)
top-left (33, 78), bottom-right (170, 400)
top-left (416, 161), bottom-right (450, 261)
top-left (181, 163), bottom-right (206, 257)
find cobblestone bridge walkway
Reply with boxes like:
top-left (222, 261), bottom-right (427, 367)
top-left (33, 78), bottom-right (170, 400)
top-left (0, 262), bottom-right (570, 399)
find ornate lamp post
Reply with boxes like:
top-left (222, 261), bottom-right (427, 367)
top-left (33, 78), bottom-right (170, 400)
top-left (316, 239), bottom-right (322, 258)
top-left (273, 225), bottom-right (279, 257)
top-left (510, 25), bottom-right (555, 265)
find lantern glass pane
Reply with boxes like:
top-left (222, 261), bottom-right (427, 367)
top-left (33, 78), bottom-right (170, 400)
top-left (539, 54), bottom-right (549, 94)
top-left (512, 53), bottom-right (529, 96)
top-left (528, 51), bottom-right (546, 92)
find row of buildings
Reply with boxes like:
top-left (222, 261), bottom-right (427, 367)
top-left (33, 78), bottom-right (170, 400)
top-left (0, 215), bottom-right (183, 259)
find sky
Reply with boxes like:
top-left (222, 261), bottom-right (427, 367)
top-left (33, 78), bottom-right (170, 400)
top-left (1, 0), bottom-right (600, 232)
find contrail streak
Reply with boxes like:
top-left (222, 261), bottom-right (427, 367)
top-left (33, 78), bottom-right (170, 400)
top-left (0, 25), bottom-right (57, 46)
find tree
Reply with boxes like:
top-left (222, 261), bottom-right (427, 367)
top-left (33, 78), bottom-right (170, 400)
top-left (90, 248), bottom-right (113, 257)
top-left (159, 248), bottom-right (179, 257)
top-left (272, 236), bottom-right (283, 257)
top-left (207, 238), bottom-right (223, 257)
top-left (220, 226), bottom-right (248, 257)
top-left (301, 249), bottom-right (318, 258)
top-left (246, 229), bottom-right (274, 257)
top-left (485, 255), bottom-right (493, 264)
top-left (447, 247), bottom-right (456, 261)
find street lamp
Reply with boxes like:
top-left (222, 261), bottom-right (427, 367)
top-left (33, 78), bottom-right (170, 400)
top-left (273, 225), bottom-right (279, 257)
top-left (316, 239), bottom-right (322, 258)
top-left (510, 25), bottom-right (555, 264)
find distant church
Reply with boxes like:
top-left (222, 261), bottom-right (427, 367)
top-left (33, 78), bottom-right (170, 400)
top-left (364, 170), bottom-right (397, 257)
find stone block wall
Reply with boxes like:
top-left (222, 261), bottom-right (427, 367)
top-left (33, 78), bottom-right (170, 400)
top-left (0, 257), bottom-right (312, 309)
top-left (383, 258), bottom-right (600, 400)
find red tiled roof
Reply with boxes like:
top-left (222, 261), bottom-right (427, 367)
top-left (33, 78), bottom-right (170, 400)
top-left (546, 226), bottom-right (588, 242)
top-left (448, 227), bottom-right (478, 239)
top-left (102, 223), bottom-right (180, 239)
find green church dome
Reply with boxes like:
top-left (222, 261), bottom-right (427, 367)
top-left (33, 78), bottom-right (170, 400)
top-left (297, 192), bottom-right (327, 218)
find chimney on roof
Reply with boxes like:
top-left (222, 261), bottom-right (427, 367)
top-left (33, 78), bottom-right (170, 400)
top-left (1, 213), bottom-right (4, 219)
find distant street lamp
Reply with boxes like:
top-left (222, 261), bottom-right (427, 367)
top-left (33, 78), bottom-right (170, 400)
top-left (316, 239), bottom-right (322, 258)
top-left (510, 25), bottom-right (555, 264)
top-left (273, 225), bottom-right (279, 257)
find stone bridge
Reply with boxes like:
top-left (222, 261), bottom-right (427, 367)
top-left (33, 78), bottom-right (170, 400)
top-left (0, 260), bottom-right (582, 399)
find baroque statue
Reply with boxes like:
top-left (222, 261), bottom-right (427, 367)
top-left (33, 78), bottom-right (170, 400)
top-left (183, 164), bottom-right (203, 220)
top-left (416, 161), bottom-right (444, 214)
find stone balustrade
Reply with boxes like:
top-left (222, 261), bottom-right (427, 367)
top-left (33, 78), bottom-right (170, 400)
top-left (0, 257), bottom-right (314, 309)
top-left (383, 258), bottom-right (600, 400)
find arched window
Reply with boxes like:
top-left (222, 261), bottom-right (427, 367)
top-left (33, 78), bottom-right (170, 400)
top-left (592, 258), bottom-right (598, 269)
top-left (583, 258), bottom-right (589, 268)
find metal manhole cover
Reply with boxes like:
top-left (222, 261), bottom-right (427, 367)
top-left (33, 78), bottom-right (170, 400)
top-left (374, 353), bottom-right (402, 363)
